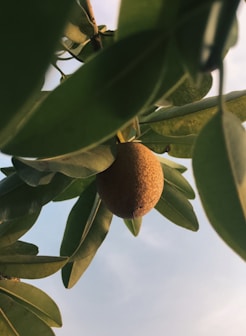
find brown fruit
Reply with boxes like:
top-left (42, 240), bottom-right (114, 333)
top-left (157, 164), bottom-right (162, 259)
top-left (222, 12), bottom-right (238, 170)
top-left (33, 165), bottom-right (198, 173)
top-left (96, 142), bottom-right (164, 219)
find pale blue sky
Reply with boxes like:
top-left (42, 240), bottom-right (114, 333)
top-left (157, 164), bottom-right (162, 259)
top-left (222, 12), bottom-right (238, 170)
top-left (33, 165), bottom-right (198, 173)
top-left (2, 1), bottom-right (246, 336)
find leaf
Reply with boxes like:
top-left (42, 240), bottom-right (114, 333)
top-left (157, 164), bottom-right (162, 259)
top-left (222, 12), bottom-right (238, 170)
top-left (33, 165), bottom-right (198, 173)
top-left (61, 193), bottom-right (112, 288)
top-left (160, 161), bottom-right (195, 199)
top-left (116, 0), bottom-right (179, 41)
top-left (0, 167), bottom-right (15, 177)
top-left (53, 176), bottom-right (94, 202)
top-left (142, 90), bottom-right (246, 135)
top-left (0, 255), bottom-right (68, 279)
top-left (139, 125), bottom-right (196, 156)
top-left (123, 218), bottom-right (142, 236)
top-left (60, 182), bottom-right (98, 258)
top-left (2, 31), bottom-right (169, 158)
top-left (12, 158), bottom-right (56, 187)
top-left (0, 212), bottom-right (41, 248)
top-left (176, 0), bottom-right (215, 77)
top-left (155, 182), bottom-right (199, 231)
top-left (0, 1), bottom-right (73, 147)
top-left (0, 310), bottom-right (18, 336)
top-left (200, 0), bottom-right (240, 71)
top-left (157, 157), bottom-right (187, 173)
top-left (0, 293), bottom-right (55, 336)
top-left (164, 73), bottom-right (213, 106)
top-left (13, 140), bottom-right (116, 180)
top-left (0, 281), bottom-right (62, 327)
top-left (0, 241), bottom-right (38, 256)
top-left (0, 173), bottom-right (72, 221)
top-left (192, 110), bottom-right (246, 260)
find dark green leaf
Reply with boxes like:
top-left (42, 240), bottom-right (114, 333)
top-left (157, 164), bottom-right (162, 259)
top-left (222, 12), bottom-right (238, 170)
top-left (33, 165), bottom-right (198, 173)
top-left (0, 173), bottom-right (72, 221)
top-left (0, 1), bottom-right (73, 147)
top-left (0, 255), bottom-right (68, 279)
top-left (193, 110), bottom-right (246, 260)
top-left (160, 161), bottom-right (195, 199)
top-left (0, 293), bottom-right (55, 336)
top-left (0, 167), bottom-right (15, 177)
top-left (0, 212), bottom-right (41, 248)
top-left (139, 125), bottom-right (196, 156)
top-left (13, 140), bottom-right (116, 179)
top-left (53, 176), bottom-right (94, 202)
top-left (176, 1), bottom-right (214, 77)
top-left (155, 182), bottom-right (199, 231)
top-left (200, 0), bottom-right (240, 71)
top-left (123, 218), bottom-right (142, 236)
top-left (0, 281), bottom-right (62, 327)
top-left (0, 310), bottom-right (17, 336)
top-left (60, 182), bottom-right (98, 258)
top-left (164, 73), bottom-right (213, 106)
top-left (117, 0), bottom-right (178, 40)
top-left (3, 31), bottom-right (169, 158)
top-left (61, 195), bottom-right (112, 288)
top-left (12, 158), bottom-right (56, 187)
top-left (0, 241), bottom-right (38, 256)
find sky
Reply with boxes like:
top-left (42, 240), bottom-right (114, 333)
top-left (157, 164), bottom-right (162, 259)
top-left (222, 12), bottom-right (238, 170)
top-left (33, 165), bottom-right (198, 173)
top-left (2, 1), bottom-right (246, 336)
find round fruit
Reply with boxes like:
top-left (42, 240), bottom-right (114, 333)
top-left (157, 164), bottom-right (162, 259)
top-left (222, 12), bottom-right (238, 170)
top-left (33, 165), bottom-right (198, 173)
top-left (96, 142), bottom-right (164, 219)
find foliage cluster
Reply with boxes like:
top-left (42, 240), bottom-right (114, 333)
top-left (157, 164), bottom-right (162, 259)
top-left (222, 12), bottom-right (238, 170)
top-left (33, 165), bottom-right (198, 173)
top-left (0, 0), bottom-right (245, 334)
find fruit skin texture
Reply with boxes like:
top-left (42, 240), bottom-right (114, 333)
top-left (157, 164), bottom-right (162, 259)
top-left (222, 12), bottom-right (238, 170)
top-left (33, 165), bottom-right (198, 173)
top-left (96, 142), bottom-right (164, 219)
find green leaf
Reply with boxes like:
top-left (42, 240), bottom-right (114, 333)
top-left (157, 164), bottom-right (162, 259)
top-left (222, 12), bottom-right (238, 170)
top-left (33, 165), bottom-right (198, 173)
top-left (53, 176), bottom-right (94, 202)
top-left (176, 1), bottom-right (215, 77)
top-left (0, 255), bottom-right (68, 279)
top-left (0, 212), bottom-right (41, 248)
top-left (0, 241), bottom-right (38, 256)
top-left (200, 0), bottom-right (240, 71)
top-left (117, 0), bottom-right (179, 40)
top-left (144, 91), bottom-right (246, 153)
top-left (164, 73), bottom-right (213, 106)
top-left (0, 167), bottom-right (15, 177)
top-left (0, 293), bottom-right (55, 336)
top-left (139, 125), bottom-right (196, 156)
top-left (123, 218), bottom-right (142, 236)
top-left (12, 158), bottom-right (56, 187)
top-left (142, 90), bottom-right (246, 135)
top-left (155, 182), bottom-right (199, 231)
top-left (0, 310), bottom-right (18, 336)
top-left (157, 157), bottom-right (187, 173)
top-left (192, 110), bottom-right (246, 260)
top-left (13, 140), bottom-right (116, 180)
top-left (2, 31), bottom-right (169, 158)
top-left (0, 281), bottom-right (62, 327)
top-left (0, 1), bottom-right (73, 147)
top-left (61, 192), bottom-right (112, 288)
top-left (160, 161), bottom-right (195, 199)
top-left (0, 173), bottom-right (72, 221)
top-left (60, 182), bottom-right (98, 258)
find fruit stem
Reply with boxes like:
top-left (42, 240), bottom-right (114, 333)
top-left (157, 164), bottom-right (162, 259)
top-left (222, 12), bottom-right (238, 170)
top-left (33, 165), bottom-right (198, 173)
top-left (134, 117), bottom-right (141, 138)
top-left (116, 130), bottom-right (126, 143)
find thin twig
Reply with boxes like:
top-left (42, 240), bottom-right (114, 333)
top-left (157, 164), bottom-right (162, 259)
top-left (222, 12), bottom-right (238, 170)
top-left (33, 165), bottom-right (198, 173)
top-left (83, 0), bottom-right (103, 51)
top-left (218, 61), bottom-right (225, 113)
